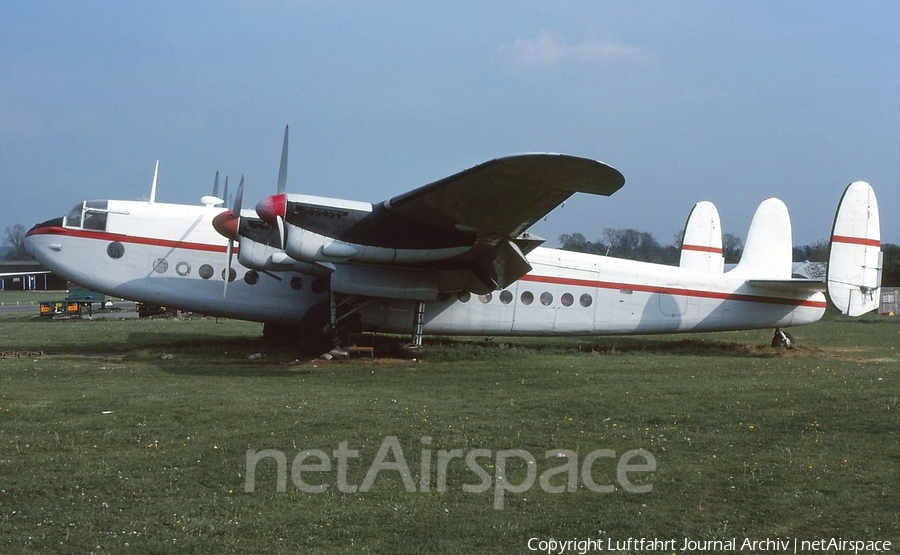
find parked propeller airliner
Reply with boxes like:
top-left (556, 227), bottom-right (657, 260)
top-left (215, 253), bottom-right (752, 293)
top-left (25, 127), bottom-right (882, 355)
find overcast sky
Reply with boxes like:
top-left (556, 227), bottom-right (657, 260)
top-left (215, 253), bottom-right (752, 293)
top-left (2, 1), bottom-right (898, 248)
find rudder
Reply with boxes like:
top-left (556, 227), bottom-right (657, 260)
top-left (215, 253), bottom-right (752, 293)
top-left (827, 181), bottom-right (881, 316)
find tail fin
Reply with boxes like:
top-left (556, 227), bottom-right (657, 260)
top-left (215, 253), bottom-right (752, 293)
top-left (731, 198), bottom-right (792, 278)
top-left (679, 201), bottom-right (724, 273)
top-left (827, 181), bottom-right (881, 316)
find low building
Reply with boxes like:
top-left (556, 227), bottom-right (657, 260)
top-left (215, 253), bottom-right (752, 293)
top-left (0, 261), bottom-right (67, 291)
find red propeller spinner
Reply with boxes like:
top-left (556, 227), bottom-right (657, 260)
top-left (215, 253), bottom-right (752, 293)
top-left (255, 193), bottom-right (286, 225)
top-left (212, 209), bottom-right (240, 240)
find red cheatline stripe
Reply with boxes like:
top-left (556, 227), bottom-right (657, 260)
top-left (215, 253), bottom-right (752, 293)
top-left (681, 244), bottom-right (723, 253)
top-left (27, 226), bottom-right (233, 254)
top-left (520, 274), bottom-right (827, 309)
top-left (31, 225), bottom-right (827, 310)
top-left (831, 235), bottom-right (880, 247)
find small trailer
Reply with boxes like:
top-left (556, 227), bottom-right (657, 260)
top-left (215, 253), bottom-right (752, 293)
top-left (38, 299), bottom-right (83, 318)
top-left (39, 288), bottom-right (108, 318)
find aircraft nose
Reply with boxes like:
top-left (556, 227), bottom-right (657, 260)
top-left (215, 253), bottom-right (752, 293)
top-left (256, 193), bottom-right (286, 224)
top-left (24, 218), bottom-right (63, 258)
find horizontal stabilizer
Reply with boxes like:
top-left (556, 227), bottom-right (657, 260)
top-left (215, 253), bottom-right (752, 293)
top-left (679, 201), bottom-right (724, 273)
top-left (748, 279), bottom-right (826, 293)
top-left (827, 181), bottom-right (881, 316)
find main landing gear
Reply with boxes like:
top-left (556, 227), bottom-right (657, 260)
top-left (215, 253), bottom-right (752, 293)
top-left (396, 301), bottom-right (428, 359)
top-left (263, 297), bottom-right (429, 358)
top-left (262, 301), bottom-right (335, 357)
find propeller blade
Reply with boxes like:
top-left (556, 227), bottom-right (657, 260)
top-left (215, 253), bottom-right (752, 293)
top-left (223, 176), bottom-right (244, 298)
top-left (234, 175), bottom-right (244, 215)
top-left (212, 171), bottom-right (220, 199)
top-left (223, 176), bottom-right (230, 209)
top-left (277, 125), bottom-right (289, 194)
top-left (224, 239), bottom-right (233, 298)
top-left (276, 214), bottom-right (286, 251)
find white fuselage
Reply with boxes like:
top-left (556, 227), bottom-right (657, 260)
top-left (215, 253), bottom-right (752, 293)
top-left (362, 248), bottom-right (825, 335)
top-left (26, 199), bottom-right (826, 336)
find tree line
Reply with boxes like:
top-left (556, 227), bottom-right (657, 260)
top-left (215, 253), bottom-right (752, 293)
top-left (558, 229), bottom-right (745, 265)
top-left (559, 228), bottom-right (899, 286)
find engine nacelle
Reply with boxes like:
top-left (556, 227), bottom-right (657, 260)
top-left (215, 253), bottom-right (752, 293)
top-left (238, 234), bottom-right (331, 277)
top-left (283, 225), bottom-right (470, 266)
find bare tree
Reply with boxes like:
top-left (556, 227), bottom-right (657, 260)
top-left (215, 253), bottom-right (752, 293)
top-left (722, 233), bottom-right (743, 264)
top-left (3, 224), bottom-right (29, 260)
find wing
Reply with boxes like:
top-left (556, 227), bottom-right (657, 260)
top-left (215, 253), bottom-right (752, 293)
top-left (381, 154), bottom-right (623, 290)
top-left (264, 153), bottom-right (624, 295)
top-left (386, 153), bottom-right (624, 239)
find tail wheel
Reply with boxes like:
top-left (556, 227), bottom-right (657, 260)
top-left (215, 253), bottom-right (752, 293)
top-left (771, 328), bottom-right (795, 349)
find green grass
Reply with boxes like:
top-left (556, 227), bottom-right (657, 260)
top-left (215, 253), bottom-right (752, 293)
top-left (1, 309), bottom-right (898, 554)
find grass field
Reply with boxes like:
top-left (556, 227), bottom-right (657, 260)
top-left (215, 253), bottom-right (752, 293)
top-left (0, 299), bottom-right (897, 554)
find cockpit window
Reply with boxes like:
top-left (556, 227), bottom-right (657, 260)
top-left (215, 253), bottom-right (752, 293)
top-left (63, 200), bottom-right (109, 231)
top-left (64, 202), bottom-right (83, 228)
top-left (83, 200), bottom-right (109, 231)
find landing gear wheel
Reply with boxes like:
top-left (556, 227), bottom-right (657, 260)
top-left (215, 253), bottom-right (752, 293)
top-left (396, 342), bottom-right (426, 360)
